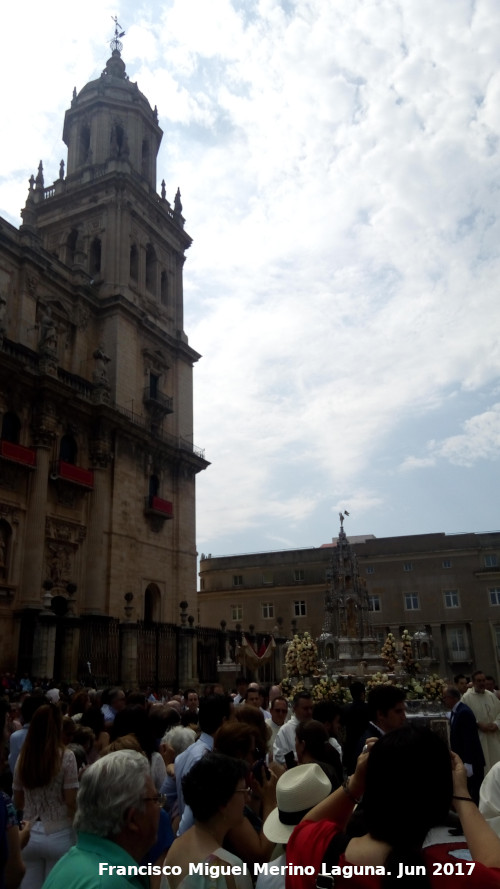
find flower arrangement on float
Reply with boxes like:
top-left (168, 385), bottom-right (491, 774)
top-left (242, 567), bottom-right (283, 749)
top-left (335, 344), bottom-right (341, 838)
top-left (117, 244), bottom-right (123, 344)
top-left (365, 671), bottom-right (401, 691)
top-left (380, 632), bottom-right (397, 671)
top-left (285, 632), bottom-right (318, 677)
top-left (400, 628), bottom-right (419, 675)
top-left (406, 674), bottom-right (447, 701)
top-left (311, 676), bottom-right (352, 705)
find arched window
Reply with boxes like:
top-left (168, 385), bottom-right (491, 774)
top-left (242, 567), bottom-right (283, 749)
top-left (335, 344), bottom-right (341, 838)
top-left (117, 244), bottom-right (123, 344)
top-left (0, 519), bottom-right (12, 581)
top-left (59, 434), bottom-right (77, 465)
top-left (141, 139), bottom-right (150, 178)
top-left (89, 238), bottom-right (101, 275)
top-left (160, 271), bottom-right (168, 306)
top-left (149, 475), bottom-right (160, 498)
top-left (79, 125), bottom-right (91, 166)
top-left (130, 244), bottom-right (138, 282)
top-left (67, 229), bottom-right (78, 265)
top-left (1, 412), bottom-right (20, 444)
top-left (144, 583), bottom-right (161, 623)
top-left (145, 244), bottom-right (156, 294)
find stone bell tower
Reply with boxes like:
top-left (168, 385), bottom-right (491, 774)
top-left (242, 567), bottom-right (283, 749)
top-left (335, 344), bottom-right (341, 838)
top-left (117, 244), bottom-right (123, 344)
top-left (0, 26), bottom-right (208, 680)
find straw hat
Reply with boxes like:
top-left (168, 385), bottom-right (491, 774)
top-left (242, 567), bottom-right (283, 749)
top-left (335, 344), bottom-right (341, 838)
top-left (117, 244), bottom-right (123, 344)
top-left (263, 763), bottom-right (331, 845)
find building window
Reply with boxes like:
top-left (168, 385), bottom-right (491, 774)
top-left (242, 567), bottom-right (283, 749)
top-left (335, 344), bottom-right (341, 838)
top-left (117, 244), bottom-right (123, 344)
top-left (368, 595), bottom-right (380, 611)
top-left (262, 602), bottom-right (274, 619)
top-left (444, 590), bottom-right (460, 609)
top-left (448, 627), bottom-right (467, 661)
top-left (485, 555), bottom-right (499, 568)
top-left (145, 243), bottom-right (157, 293)
top-left (490, 588), bottom-right (500, 606)
top-left (442, 559), bottom-right (452, 569)
top-left (89, 237), bottom-right (101, 275)
top-left (130, 244), bottom-right (138, 281)
top-left (294, 600), bottom-right (307, 617)
top-left (293, 569), bottom-right (304, 582)
top-left (262, 573), bottom-right (273, 586)
top-left (199, 579), bottom-right (205, 591)
top-left (366, 566), bottom-right (375, 575)
top-left (233, 575), bottom-right (243, 587)
top-left (231, 604), bottom-right (242, 621)
top-left (495, 627), bottom-right (500, 654)
top-left (404, 593), bottom-right (420, 610)
top-left (1, 412), bottom-right (21, 444)
top-left (160, 271), bottom-right (168, 306)
top-left (403, 562), bottom-right (413, 572)
top-left (79, 125), bottom-right (90, 165)
top-left (59, 434), bottom-right (77, 464)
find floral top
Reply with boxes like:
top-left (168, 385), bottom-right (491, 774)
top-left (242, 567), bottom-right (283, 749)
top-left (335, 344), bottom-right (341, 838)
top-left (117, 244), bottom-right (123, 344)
top-left (13, 748), bottom-right (78, 834)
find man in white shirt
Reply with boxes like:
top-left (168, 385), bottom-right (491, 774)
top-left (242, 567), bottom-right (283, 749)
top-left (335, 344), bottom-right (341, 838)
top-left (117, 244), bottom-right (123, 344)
top-left (273, 692), bottom-right (313, 765)
top-left (265, 696), bottom-right (289, 751)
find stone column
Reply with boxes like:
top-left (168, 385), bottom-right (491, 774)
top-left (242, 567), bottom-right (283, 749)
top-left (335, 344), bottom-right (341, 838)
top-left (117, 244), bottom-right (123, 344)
top-left (32, 610), bottom-right (57, 678)
top-left (120, 621), bottom-right (138, 687)
top-left (20, 434), bottom-right (52, 607)
top-left (83, 437), bottom-right (112, 615)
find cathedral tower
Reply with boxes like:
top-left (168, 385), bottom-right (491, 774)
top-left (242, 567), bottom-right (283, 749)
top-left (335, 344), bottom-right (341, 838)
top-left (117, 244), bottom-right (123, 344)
top-left (0, 33), bottom-right (208, 680)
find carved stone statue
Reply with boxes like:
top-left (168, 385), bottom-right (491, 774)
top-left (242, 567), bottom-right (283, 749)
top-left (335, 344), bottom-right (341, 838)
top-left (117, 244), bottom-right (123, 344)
top-left (39, 307), bottom-right (57, 354)
top-left (93, 344), bottom-right (111, 384)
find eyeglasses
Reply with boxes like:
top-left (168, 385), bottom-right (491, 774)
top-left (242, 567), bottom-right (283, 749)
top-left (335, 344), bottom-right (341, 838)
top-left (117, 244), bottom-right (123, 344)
top-left (142, 794), bottom-right (166, 807)
top-left (234, 787), bottom-right (251, 795)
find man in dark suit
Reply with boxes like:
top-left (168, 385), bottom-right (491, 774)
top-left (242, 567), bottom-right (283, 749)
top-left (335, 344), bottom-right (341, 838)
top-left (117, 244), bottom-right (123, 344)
top-left (444, 686), bottom-right (485, 804)
top-left (343, 681), bottom-right (369, 774)
top-left (355, 685), bottom-right (407, 758)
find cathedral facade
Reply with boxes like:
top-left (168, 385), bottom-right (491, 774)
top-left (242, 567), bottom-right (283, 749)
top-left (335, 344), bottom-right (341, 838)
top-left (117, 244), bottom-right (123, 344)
top-left (0, 41), bottom-right (208, 681)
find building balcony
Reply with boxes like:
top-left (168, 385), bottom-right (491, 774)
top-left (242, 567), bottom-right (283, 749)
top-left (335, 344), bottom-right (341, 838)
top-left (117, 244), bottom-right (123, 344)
top-left (0, 440), bottom-right (36, 468)
top-left (51, 461), bottom-right (94, 489)
top-left (143, 386), bottom-right (173, 416)
top-left (144, 495), bottom-right (173, 519)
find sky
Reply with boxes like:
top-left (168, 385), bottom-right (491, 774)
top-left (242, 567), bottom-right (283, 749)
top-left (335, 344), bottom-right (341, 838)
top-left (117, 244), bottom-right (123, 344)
top-left (1, 0), bottom-right (500, 557)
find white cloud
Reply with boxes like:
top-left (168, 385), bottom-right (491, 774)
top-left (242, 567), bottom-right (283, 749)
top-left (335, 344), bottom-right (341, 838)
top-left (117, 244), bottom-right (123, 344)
top-left (2, 0), bottom-right (500, 549)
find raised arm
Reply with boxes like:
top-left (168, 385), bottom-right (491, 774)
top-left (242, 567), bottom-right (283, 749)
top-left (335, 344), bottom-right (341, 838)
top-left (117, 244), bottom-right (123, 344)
top-left (451, 752), bottom-right (500, 868)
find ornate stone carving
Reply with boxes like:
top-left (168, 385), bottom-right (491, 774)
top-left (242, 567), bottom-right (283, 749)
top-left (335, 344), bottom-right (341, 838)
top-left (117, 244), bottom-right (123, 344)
top-left (45, 517), bottom-right (87, 544)
top-left (46, 541), bottom-right (74, 586)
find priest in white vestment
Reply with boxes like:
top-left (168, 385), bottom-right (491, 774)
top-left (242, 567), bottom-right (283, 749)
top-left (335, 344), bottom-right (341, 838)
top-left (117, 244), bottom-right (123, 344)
top-left (462, 670), bottom-right (500, 773)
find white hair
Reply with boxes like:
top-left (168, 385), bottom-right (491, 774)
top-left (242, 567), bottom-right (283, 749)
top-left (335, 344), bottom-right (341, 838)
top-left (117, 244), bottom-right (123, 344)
top-left (161, 725), bottom-right (196, 756)
top-left (74, 749), bottom-right (149, 837)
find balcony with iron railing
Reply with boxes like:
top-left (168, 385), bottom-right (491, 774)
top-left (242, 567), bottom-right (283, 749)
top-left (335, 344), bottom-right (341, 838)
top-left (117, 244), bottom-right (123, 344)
top-left (143, 385), bottom-right (173, 415)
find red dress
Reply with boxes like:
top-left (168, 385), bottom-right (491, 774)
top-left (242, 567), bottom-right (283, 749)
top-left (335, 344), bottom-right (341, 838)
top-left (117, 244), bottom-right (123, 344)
top-left (286, 819), bottom-right (500, 889)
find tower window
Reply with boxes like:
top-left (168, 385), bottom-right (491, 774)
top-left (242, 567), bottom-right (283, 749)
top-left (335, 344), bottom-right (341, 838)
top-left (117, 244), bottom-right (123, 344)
top-left (145, 244), bottom-right (157, 294)
top-left (141, 139), bottom-right (150, 177)
top-left (79, 125), bottom-right (90, 166)
top-left (161, 271), bottom-right (168, 306)
top-left (67, 229), bottom-right (78, 265)
top-left (89, 238), bottom-right (101, 275)
top-left (149, 475), bottom-right (160, 498)
top-left (1, 412), bottom-right (21, 444)
top-left (130, 244), bottom-right (138, 282)
top-left (59, 434), bottom-right (77, 465)
top-left (0, 519), bottom-right (12, 581)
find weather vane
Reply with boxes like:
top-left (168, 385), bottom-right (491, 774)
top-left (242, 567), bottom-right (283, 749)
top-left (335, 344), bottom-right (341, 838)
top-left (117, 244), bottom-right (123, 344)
top-left (110, 15), bottom-right (125, 54)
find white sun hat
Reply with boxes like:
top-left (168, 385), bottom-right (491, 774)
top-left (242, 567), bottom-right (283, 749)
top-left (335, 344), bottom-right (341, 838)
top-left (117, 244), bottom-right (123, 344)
top-left (263, 763), bottom-right (331, 845)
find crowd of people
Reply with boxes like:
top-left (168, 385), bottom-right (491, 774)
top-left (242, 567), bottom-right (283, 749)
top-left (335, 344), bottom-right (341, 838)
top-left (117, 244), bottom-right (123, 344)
top-left (0, 672), bottom-right (500, 888)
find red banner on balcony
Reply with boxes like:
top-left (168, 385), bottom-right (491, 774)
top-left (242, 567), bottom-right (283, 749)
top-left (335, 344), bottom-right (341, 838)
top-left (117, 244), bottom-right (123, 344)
top-left (58, 461), bottom-right (94, 488)
top-left (150, 496), bottom-right (173, 516)
top-left (0, 440), bottom-right (36, 467)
